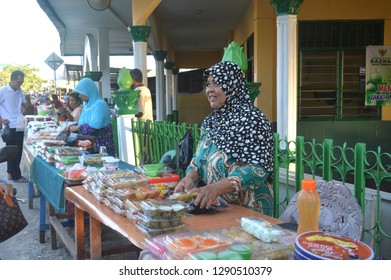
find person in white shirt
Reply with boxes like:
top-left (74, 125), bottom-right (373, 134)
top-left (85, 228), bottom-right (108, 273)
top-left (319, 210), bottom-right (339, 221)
top-left (0, 70), bottom-right (28, 183)
top-left (130, 68), bottom-right (153, 122)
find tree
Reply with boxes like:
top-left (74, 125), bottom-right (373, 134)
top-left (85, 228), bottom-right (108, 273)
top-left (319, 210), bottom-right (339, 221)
top-left (0, 64), bottom-right (45, 92)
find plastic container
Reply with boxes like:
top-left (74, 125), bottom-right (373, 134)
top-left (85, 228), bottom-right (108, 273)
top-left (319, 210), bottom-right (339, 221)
top-left (297, 179), bottom-right (320, 235)
top-left (142, 163), bottom-right (165, 177)
top-left (188, 243), bottom-right (253, 260)
top-left (240, 216), bottom-right (286, 243)
top-left (139, 199), bottom-right (190, 219)
top-left (136, 212), bottom-right (184, 229)
top-left (103, 158), bottom-right (120, 171)
top-left (294, 231), bottom-right (374, 260)
top-left (142, 230), bottom-right (233, 260)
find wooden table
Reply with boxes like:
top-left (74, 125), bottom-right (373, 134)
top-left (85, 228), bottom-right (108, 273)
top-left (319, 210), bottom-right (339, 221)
top-left (65, 185), bottom-right (281, 260)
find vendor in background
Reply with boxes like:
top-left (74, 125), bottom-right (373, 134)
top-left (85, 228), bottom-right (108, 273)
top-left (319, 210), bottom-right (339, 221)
top-left (174, 61), bottom-right (274, 215)
top-left (57, 92), bottom-right (82, 122)
top-left (22, 94), bottom-right (35, 116)
top-left (64, 78), bottom-right (115, 156)
top-left (51, 94), bottom-right (63, 109)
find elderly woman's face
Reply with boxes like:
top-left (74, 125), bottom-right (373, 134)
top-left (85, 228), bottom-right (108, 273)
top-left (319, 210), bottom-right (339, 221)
top-left (205, 75), bottom-right (226, 110)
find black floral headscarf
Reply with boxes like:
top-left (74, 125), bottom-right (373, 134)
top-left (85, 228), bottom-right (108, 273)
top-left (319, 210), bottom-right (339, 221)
top-left (203, 61), bottom-right (274, 172)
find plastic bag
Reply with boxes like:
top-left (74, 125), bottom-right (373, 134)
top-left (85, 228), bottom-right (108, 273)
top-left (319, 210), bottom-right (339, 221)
top-left (178, 129), bottom-right (194, 170)
top-left (68, 163), bottom-right (86, 179)
top-left (1, 124), bottom-right (12, 143)
top-left (16, 114), bottom-right (26, 131)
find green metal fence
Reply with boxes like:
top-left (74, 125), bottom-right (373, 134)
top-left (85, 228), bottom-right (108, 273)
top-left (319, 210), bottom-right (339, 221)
top-left (273, 133), bottom-right (391, 258)
top-left (131, 120), bottom-right (391, 258)
top-left (131, 119), bottom-right (199, 172)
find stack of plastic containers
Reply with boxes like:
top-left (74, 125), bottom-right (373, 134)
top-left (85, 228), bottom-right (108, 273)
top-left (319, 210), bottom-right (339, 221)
top-left (134, 199), bottom-right (190, 236)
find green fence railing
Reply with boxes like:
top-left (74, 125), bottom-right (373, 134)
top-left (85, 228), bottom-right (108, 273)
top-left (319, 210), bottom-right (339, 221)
top-left (131, 120), bottom-right (391, 259)
top-left (273, 133), bottom-right (391, 258)
top-left (131, 119), bottom-right (199, 173)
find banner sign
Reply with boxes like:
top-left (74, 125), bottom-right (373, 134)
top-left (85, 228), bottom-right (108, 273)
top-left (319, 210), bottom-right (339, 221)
top-left (365, 45), bottom-right (391, 106)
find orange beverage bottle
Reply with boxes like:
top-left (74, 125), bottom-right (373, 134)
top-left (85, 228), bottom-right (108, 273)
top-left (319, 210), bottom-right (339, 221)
top-left (297, 178), bottom-right (320, 235)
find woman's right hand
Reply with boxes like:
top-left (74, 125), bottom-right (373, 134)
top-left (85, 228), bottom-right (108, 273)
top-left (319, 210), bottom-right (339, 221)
top-left (174, 176), bottom-right (195, 193)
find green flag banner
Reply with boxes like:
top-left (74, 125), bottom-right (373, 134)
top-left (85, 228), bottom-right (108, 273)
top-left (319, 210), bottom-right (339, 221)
top-left (365, 45), bottom-right (391, 106)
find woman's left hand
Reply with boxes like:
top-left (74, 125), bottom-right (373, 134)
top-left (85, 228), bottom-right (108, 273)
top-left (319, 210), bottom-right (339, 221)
top-left (191, 184), bottom-right (220, 209)
top-left (191, 179), bottom-right (234, 209)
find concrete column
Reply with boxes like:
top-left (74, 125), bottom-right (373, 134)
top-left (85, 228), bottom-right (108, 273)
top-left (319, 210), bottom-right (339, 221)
top-left (165, 62), bottom-right (174, 122)
top-left (172, 68), bottom-right (179, 111)
top-left (154, 50), bottom-right (167, 121)
top-left (270, 0), bottom-right (303, 143)
top-left (276, 15), bottom-right (298, 144)
top-left (97, 28), bottom-right (111, 99)
top-left (133, 41), bottom-right (148, 85)
top-left (128, 25), bottom-right (151, 86)
top-left (172, 68), bottom-right (179, 123)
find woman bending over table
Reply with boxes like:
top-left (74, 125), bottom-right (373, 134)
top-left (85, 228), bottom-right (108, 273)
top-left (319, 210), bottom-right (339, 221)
top-left (65, 78), bottom-right (115, 156)
top-left (174, 61), bottom-right (274, 216)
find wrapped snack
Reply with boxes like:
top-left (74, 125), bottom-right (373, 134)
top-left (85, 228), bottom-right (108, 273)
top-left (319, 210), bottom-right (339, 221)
top-left (136, 212), bottom-right (184, 229)
top-left (140, 199), bottom-right (190, 219)
top-left (240, 216), bottom-right (286, 243)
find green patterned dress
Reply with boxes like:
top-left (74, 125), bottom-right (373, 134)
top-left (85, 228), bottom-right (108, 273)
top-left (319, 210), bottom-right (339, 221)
top-left (186, 128), bottom-right (274, 216)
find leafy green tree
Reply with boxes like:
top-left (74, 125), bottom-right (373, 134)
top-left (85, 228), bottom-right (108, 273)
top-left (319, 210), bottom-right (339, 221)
top-left (0, 64), bottom-right (45, 92)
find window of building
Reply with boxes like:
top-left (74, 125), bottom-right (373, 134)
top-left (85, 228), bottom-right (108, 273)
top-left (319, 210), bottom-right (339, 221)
top-left (298, 20), bottom-right (383, 120)
top-left (246, 34), bottom-right (254, 82)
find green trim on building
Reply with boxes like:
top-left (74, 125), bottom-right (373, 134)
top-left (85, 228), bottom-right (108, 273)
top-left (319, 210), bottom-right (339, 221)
top-left (269, 0), bottom-right (303, 16)
top-left (128, 25), bottom-right (151, 42)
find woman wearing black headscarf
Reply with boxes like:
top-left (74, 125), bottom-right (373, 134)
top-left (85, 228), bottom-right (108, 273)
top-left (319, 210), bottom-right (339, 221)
top-left (174, 61), bottom-right (274, 215)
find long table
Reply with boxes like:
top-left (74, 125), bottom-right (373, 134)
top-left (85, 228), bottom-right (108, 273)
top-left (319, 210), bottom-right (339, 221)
top-left (65, 185), bottom-right (281, 260)
top-left (23, 143), bottom-right (135, 245)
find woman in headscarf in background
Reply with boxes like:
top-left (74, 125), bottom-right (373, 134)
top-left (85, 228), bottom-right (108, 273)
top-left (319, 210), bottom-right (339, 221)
top-left (65, 78), bottom-right (114, 156)
top-left (174, 61), bottom-right (274, 215)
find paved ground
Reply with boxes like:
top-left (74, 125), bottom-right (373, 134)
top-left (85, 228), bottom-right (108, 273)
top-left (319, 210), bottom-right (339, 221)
top-left (0, 140), bottom-right (139, 260)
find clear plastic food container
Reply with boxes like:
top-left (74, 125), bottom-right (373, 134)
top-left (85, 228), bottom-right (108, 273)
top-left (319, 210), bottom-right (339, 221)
top-left (136, 212), bottom-right (184, 229)
top-left (143, 230), bottom-right (234, 260)
top-left (136, 223), bottom-right (185, 237)
top-left (188, 242), bottom-right (255, 260)
top-left (139, 199), bottom-right (190, 219)
top-left (240, 216), bottom-right (286, 243)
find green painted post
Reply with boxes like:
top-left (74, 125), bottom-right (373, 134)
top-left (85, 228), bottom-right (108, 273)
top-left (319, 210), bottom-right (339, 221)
top-left (354, 143), bottom-right (366, 212)
top-left (273, 133), bottom-right (280, 218)
top-left (323, 139), bottom-right (333, 181)
top-left (295, 136), bottom-right (304, 192)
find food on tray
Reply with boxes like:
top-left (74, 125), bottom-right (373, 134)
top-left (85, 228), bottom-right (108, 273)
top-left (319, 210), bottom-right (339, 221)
top-left (228, 244), bottom-right (253, 260)
top-left (55, 147), bottom-right (83, 156)
top-left (105, 174), bottom-right (148, 189)
top-left (216, 250), bottom-right (242, 260)
top-left (198, 238), bottom-right (220, 248)
top-left (170, 238), bottom-right (198, 252)
top-left (42, 140), bottom-right (65, 146)
top-left (84, 156), bottom-right (103, 165)
top-left (190, 251), bottom-right (217, 260)
top-left (188, 243), bottom-right (253, 260)
top-left (240, 216), bottom-right (286, 243)
top-left (166, 192), bottom-right (198, 201)
top-left (136, 211), bottom-right (184, 229)
top-left (136, 223), bottom-right (185, 237)
top-left (140, 200), bottom-right (189, 218)
top-left (165, 231), bottom-right (232, 255)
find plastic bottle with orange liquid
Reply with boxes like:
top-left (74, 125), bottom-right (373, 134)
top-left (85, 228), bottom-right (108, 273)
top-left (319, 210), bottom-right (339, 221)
top-left (297, 178), bottom-right (320, 235)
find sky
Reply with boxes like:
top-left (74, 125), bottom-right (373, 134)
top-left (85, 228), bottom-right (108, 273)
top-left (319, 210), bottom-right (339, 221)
top-left (0, 0), bottom-right (144, 80)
